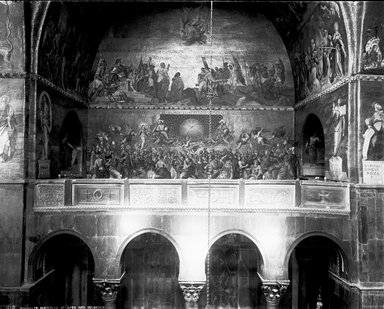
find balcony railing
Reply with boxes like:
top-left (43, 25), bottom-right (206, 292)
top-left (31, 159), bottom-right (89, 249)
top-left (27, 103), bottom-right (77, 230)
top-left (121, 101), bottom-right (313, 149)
top-left (33, 179), bottom-right (350, 214)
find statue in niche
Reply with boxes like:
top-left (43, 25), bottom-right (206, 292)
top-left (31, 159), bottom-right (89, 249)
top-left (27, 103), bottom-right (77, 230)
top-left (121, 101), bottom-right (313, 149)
top-left (38, 91), bottom-right (52, 160)
top-left (363, 102), bottom-right (384, 161)
top-left (0, 94), bottom-right (16, 162)
top-left (60, 111), bottom-right (83, 177)
top-left (306, 132), bottom-right (321, 164)
top-left (180, 7), bottom-right (208, 46)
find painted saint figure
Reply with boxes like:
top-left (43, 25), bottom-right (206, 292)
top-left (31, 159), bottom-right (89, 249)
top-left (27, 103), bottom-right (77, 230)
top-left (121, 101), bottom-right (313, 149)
top-left (363, 102), bottom-right (384, 160)
top-left (137, 124), bottom-right (148, 150)
top-left (331, 22), bottom-right (346, 79)
top-left (170, 72), bottom-right (184, 102)
top-left (39, 92), bottom-right (51, 160)
top-left (0, 95), bottom-right (16, 162)
top-left (333, 98), bottom-right (346, 156)
top-left (88, 58), bottom-right (106, 100)
top-left (156, 62), bottom-right (170, 103)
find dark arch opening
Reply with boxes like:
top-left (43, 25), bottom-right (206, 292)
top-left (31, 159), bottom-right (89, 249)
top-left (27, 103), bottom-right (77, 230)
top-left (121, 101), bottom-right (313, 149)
top-left (30, 234), bottom-right (98, 306)
top-left (59, 110), bottom-right (84, 177)
top-left (288, 236), bottom-right (350, 309)
top-left (120, 232), bottom-right (184, 309)
top-left (198, 233), bottom-right (264, 308)
top-left (302, 113), bottom-right (325, 177)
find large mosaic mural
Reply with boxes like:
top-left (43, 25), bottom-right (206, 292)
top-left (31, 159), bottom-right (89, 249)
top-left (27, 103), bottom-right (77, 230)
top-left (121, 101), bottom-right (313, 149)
top-left (0, 78), bottom-right (24, 180)
top-left (288, 2), bottom-right (348, 101)
top-left (0, 1), bottom-right (24, 73)
top-left (87, 109), bottom-right (298, 180)
top-left (89, 5), bottom-right (294, 108)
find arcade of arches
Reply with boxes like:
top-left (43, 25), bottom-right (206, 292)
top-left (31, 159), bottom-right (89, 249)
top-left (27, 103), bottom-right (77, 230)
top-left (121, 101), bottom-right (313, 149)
top-left (0, 1), bottom-right (384, 309)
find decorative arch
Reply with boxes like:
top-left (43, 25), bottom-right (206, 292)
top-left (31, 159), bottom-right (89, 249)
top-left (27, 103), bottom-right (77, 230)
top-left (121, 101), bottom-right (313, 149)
top-left (28, 229), bottom-right (96, 282)
top-left (32, 1), bottom-right (51, 74)
top-left (283, 230), bottom-right (350, 278)
top-left (337, 1), bottom-right (354, 76)
top-left (116, 228), bottom-right (182, 271)
top-left (209, 229), bottom-right (266, 268)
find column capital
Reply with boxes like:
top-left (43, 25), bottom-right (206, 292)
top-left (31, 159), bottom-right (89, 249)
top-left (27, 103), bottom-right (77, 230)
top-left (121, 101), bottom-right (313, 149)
top-left (179, 281), bottom-right (205, 308)
top-left (93, 278), bottom-right (120, 305)
top-left (261, 281), bottom-right (289, 307)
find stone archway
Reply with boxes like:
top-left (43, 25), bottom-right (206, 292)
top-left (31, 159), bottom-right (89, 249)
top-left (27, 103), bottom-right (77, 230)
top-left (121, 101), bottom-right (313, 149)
top-left (199, 233), bottom-right (265, 309)
top-left (119, 232), bottom-right (184, 309)
top-left (288, 235), bottom-right (350, 309)
top-left (29, 233), bottom-right (98, 306)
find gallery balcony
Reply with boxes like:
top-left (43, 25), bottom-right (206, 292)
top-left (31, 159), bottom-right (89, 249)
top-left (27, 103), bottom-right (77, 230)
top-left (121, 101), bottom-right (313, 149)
top-left (33, 178), bottom-right (350, 215)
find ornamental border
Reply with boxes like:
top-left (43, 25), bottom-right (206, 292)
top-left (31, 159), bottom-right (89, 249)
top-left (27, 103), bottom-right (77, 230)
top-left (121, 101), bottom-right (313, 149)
top-left (294, 74), bottom-right (384, 109)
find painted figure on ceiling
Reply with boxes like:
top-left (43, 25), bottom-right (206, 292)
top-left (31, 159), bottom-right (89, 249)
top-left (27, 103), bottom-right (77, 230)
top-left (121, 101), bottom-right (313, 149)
top-left (180, 7), bottom-right (208, 46)
top-left (137, 124), bottom-right (148, 150)
top-left (0, 94), bottom-right (16, 163)
top-left (170, 72), bottom-right (184, 102)
top-left (156, 62), bottom-right (170, 103)
top-left (363, 102), bottom-right (384, 161)
top-left (88, 58), bottom-right (106, 100)
top-left (331, 22), bottom-right (346, 80)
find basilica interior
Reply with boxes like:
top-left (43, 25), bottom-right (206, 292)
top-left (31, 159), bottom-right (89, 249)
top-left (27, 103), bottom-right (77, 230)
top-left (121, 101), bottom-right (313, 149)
top-left (0, 1), bottom-right (384, 308)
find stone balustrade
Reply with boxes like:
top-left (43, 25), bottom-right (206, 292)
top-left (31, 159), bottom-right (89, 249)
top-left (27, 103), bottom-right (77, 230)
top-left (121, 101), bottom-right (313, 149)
top-left (33, 179), bottom-right (350, 214)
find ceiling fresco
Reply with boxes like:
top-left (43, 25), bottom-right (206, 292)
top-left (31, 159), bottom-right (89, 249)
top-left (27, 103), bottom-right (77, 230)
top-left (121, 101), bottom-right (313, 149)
top-left (37, 2), bottom-right (321, 105)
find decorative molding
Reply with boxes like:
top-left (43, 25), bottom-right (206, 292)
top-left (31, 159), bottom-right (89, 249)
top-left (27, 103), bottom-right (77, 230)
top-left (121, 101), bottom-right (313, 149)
top-left (130, 184), bottom-right (181, 207)
top-left (301, 183), bottom-right (349, 210)
top-left (187, 184), bottom-right (239, 208)
top-left (33, 205), bottom-right (351, 215)
top-left (354, 74), bottom-right (384, 82)
top-left (245, 184), bottom-right (295, 208)
top-left (35, 183), bottom-right (65, 207)
top-left (294, 74), bottom-right (384, 110)
top-left (72, 183), bottom-right (124, 206)
top-left (179, 281), bottom-right (205, 304)
top-left (89, 101), bottom-right (294, 112)
top-left (294, 77), bottom-right (351, 109)
top-left (28, 73), bottom-right (88, 107)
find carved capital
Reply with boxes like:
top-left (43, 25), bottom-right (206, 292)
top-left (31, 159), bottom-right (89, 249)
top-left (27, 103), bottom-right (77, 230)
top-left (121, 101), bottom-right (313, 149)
top-left (179, 281), bottom-right (205, 306)
top-left (261, 282), bottom-right (289, 307)
top-left (93, 279), bottom-right (120, 305)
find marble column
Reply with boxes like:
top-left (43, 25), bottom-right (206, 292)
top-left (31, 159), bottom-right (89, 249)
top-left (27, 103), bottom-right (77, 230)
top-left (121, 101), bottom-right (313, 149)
top-left (261, 282), bottom-right (289, 309)
top-left (179, 281), bottom-right (205, 309)
top-left (93, 279), bottom-right (120, 309)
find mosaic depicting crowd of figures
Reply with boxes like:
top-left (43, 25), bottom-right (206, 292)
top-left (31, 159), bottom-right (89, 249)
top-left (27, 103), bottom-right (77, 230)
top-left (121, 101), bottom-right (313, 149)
top-left (88, 4), bottom-right (295, 108)
top-left (88, 55), bottom-right (291, 108)
top-left (87, 115), bottom-right (299, 180)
